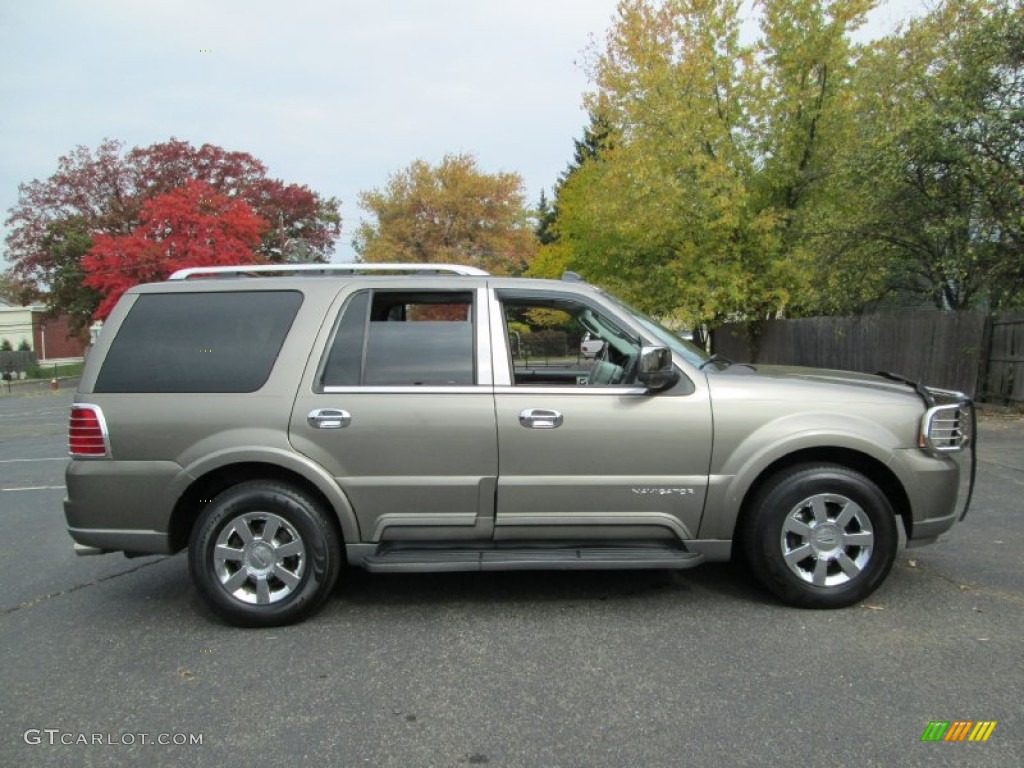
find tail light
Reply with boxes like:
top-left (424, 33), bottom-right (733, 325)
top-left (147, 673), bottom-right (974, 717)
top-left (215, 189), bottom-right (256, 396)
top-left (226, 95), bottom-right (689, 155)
top-left (69, 404), bottom-right (110, 458)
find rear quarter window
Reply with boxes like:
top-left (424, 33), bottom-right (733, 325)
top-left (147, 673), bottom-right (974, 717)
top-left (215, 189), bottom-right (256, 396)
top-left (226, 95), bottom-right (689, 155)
top-left (94, 291), bottom-right (303, 393)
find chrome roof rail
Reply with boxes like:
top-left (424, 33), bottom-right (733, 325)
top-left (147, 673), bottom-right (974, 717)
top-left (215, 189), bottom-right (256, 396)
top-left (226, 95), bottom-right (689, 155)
top-left (168, 263), bottom-right (490, 280)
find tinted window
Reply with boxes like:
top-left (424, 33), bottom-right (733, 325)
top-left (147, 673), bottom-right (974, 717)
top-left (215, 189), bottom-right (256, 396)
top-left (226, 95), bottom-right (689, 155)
top-left (95, 291), bottom-right (302, 393)
top-left (320, 291), bottom-right (369, 388)
top-left (320, 290), bottom-right (475, 387)
top-left (364, 321), bottom-right (474, 385)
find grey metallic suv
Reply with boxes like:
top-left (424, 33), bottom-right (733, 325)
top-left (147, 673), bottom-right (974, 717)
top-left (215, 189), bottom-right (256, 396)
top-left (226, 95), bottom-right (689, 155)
top-left (65, 264), bottom-right (975, 626)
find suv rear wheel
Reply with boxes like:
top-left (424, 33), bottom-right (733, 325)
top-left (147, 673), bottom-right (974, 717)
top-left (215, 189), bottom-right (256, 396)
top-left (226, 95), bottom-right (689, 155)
top-left (742, 464), bottom-right (898, 608)
top-left (188, 481), bottom-right (342, 627)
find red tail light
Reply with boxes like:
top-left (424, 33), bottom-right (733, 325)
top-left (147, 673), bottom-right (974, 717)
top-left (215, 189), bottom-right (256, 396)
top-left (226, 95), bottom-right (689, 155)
top-left (69, 404), bottom-right (110, 458)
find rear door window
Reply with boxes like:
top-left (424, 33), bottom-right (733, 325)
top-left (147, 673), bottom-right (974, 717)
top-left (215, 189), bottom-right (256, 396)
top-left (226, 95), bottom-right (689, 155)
top-left (320, 290), bottom-right (475, 388)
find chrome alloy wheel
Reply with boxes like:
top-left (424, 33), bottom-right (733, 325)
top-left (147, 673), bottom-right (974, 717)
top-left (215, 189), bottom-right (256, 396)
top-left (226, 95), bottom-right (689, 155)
top-left (213, 511), bottom-right (306, 605)
top-left (780, 493), bottom-right (874, 587)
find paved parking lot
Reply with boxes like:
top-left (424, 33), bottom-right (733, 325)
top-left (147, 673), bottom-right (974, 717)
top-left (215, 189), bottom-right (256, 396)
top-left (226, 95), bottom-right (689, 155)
top-left (1, 388), bottom-right (1021, 767)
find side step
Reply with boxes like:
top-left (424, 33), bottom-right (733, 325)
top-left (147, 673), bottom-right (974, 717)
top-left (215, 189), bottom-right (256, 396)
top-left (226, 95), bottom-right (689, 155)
top-left (362, 545), bottom-right (704, 573)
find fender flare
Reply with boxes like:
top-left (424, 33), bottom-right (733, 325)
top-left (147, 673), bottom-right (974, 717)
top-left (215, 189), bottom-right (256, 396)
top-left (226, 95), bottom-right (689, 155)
top-left (170, 446), bottom-right (361, 544)
top-left (702, 413), bottom-right (905, 539)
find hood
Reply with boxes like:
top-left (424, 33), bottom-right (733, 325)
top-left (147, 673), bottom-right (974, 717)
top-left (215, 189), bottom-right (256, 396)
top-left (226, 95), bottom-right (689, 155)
top-left (715, 364), bottom-right (926, 401)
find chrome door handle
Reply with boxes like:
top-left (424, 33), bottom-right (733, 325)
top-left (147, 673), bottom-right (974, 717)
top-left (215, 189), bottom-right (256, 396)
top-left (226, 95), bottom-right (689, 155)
top-left (519, 408), bottom-right (563, 429)
top-left (307, 408), bottom-right (351, 429)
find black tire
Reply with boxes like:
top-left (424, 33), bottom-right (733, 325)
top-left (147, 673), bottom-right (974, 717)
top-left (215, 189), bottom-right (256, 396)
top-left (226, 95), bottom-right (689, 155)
top-left (741, 464), bottom-right (898, 609)
top-left (188, 481), bottom-right (342, 627)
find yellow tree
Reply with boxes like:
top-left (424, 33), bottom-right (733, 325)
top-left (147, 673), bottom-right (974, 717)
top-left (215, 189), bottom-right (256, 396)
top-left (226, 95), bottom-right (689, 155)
top-left (353, 153), bottom-right (537, 275)
top-left (541, 0), bottom-right (874, 341)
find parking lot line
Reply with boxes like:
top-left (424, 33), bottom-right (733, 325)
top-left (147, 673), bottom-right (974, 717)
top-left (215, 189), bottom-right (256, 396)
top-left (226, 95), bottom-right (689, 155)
top-left (1, 485), bottom-right (66, 492)
top-left (0, 458), bottom-right (66, 464)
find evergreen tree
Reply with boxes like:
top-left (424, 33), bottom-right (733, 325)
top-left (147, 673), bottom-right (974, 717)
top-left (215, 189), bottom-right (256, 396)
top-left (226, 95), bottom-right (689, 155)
top-left (535, 190), bottom-right (558, 246)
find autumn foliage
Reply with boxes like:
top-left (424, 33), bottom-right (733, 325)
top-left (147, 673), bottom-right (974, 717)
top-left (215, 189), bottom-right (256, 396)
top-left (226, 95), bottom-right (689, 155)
top-left (83, 181), bottom-right (268, 318)
top-left (4, 138), bottom-right (340, 328)
top-left (354, 153), bottom-right (537, 276)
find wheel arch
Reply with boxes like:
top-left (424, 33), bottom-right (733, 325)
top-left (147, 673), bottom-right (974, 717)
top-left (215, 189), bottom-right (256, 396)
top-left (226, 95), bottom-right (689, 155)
top-left (731, 447), bottom-right (911, 548)
top-left (168, 459), bottom-right (358, 553)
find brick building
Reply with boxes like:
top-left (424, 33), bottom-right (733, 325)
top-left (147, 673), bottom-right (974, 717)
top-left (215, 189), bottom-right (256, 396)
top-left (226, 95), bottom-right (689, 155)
top-left (0, 300), bottom-right (86, 360)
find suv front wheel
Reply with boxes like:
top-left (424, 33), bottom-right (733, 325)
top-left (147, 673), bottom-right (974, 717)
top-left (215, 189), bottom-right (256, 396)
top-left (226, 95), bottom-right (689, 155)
top-left (188, 481), bottom-right (342, 627)
top-left (742, 464), bottom-right (898, 608)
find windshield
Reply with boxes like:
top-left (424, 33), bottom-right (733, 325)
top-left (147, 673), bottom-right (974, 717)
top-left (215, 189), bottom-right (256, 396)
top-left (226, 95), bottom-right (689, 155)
top-left (602, 292), bottom-right (710, 367)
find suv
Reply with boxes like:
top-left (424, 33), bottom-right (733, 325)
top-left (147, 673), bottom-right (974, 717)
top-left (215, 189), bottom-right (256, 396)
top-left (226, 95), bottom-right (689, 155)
top-left (65, 264), bottom-right (974, 626)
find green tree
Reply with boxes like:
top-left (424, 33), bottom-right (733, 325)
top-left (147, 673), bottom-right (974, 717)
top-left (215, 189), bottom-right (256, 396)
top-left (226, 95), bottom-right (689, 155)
top-left (353, 154), bottom-right (537, 275)
top-left (563, 108), bottom-right (617, 186)
top-left (531, 109), bottom-right (619, 276)
top-left (37, 217), bottom-right (100, 331)
top-left (543, 0), bottom-right (872, 341)
top-left (753, 0), bottom-right (874, 317)
top-left (829, 0), bottom-right (1023, 310)
top-left (535, 190), bottom-right (558, 246)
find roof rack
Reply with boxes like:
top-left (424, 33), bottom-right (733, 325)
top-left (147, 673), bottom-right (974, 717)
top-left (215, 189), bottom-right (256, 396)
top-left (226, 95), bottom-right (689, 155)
top-left (168, 263), bottom-right (490, 280)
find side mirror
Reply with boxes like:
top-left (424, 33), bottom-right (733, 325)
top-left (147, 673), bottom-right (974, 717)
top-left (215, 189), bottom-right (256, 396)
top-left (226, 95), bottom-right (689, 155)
top-left (637, 345), bottom-right (678, 391)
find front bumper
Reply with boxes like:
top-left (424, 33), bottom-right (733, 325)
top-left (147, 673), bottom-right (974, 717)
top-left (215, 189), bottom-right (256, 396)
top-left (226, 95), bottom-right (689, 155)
top-left (890, 447), bottom-right (970, 542)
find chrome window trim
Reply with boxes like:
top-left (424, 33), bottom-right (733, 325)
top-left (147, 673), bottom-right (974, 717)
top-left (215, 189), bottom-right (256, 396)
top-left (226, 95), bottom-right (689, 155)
top-left (494, 385), bottom-right (649, 396)
top-left (322, 386), bottom-right (492, 395)
top-left (475, 286), bottom-right (493, 387)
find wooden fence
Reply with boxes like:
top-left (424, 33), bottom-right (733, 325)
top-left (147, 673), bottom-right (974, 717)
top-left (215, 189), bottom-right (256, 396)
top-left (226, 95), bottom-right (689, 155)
top-left (711, 311), bottom-right (992, 398)
top-left (978, 313), bottom-right (1024, 404)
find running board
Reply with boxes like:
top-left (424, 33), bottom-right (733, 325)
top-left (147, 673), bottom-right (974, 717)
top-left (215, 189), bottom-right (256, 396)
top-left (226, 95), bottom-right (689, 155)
top-left (361, 545), bottom-right (704, 573)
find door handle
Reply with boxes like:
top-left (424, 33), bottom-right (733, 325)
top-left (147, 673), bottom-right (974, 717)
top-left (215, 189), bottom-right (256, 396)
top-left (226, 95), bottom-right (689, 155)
top-left (307, 408), bottom-right (351, 429)
top-left (519, 408), bottom-right (563, 429)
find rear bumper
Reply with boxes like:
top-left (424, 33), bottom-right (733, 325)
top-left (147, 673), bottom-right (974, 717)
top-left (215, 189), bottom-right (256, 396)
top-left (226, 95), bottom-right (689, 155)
top-left (66, 524), bottom-right (174, 554)
top-left (64, 459), bottom-right (181, 555)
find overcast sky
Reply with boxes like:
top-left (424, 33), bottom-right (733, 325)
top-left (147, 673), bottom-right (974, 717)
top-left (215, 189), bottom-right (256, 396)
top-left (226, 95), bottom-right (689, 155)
top-left (0, 0), bottom-right (926, 264)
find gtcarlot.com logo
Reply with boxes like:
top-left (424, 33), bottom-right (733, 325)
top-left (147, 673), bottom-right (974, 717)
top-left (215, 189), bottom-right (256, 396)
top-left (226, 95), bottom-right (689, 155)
top-left (921, 721), bottom-right (997, 742)
top-left (24, 729), bottom-right (203, 746)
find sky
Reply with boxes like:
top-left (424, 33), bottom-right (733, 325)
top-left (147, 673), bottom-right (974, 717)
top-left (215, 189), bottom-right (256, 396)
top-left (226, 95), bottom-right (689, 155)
top-left (0, 0), bottom-right (927, 265)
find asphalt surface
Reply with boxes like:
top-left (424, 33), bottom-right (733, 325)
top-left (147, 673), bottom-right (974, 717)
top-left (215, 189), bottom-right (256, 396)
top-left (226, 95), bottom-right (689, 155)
top-left (0, 388), bottom-right (1021, 767)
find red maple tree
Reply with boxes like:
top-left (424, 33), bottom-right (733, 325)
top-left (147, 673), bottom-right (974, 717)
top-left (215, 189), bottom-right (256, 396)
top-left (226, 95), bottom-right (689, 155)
top-left (4, 138), bottom-right (340, 328)
top-left (83, 180), bottom-right (269, 318)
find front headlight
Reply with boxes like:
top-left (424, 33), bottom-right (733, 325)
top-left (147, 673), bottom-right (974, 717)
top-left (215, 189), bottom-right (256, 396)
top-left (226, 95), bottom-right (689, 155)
top-left (919, 402), bottom-right (972, 455)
